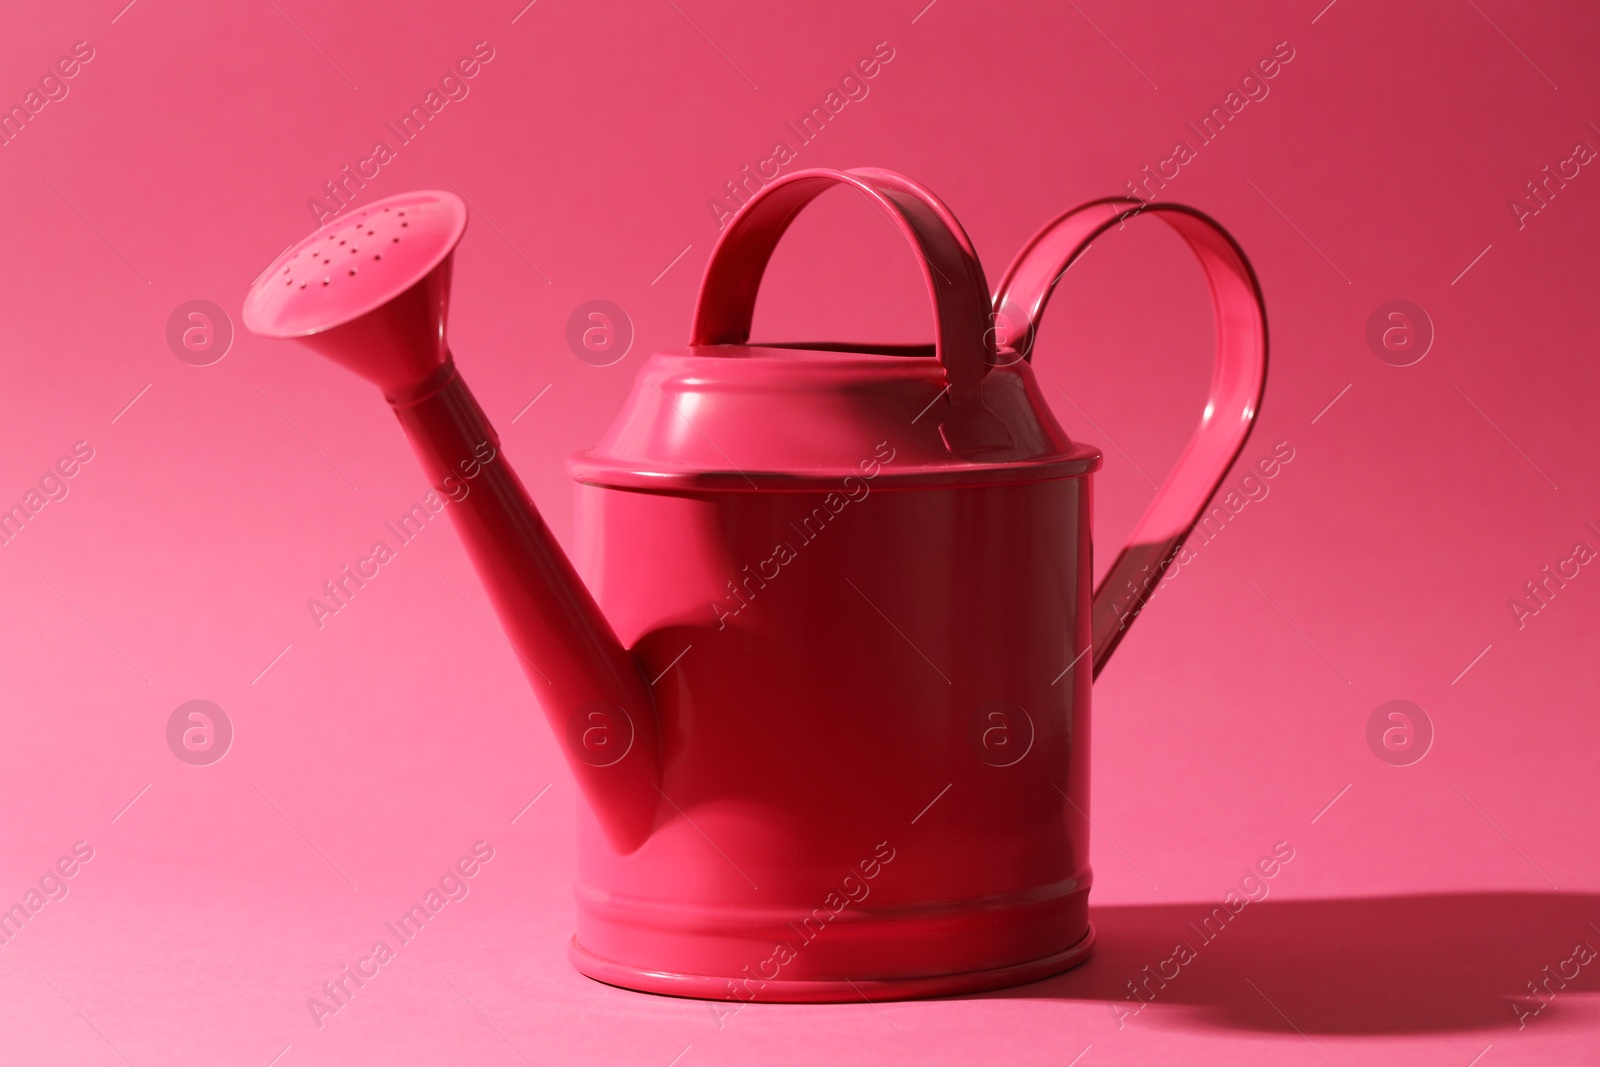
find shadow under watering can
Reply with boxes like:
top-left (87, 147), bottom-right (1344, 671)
top-left (241, 168), bottom-right (1266, 1002)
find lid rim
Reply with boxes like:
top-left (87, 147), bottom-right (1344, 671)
top-left (567, 447), bottom-right (1103, 494)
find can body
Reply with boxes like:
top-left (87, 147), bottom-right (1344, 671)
top-left (568, 472), bottom-right (1097, 1000)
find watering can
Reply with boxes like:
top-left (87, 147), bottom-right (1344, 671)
top-left (242, 168), bottom-right (1266, 1001)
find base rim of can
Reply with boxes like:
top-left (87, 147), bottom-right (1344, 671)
top-left (567, 923), bottom-right (1095, 1003)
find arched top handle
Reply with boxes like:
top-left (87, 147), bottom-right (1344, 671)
top-left (691, 167), bottom-right (1009, 450)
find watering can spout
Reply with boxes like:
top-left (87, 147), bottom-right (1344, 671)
top-left (241, 191), bottom-right (660, 853)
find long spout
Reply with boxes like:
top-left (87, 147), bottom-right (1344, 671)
top-left (240, 190), bottom-right (660, 852)
top-left (387, 360), bottom-right (661, 852)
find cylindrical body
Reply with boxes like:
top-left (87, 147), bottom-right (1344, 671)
top-left (569, 462), bottom-right (1098, 1000)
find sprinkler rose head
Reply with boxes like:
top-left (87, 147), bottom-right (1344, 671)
top-left (242, 190), bottom-right (468, 395)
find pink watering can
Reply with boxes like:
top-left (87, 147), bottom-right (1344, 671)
top-left (242, 168), bottom-right (1266, 1001)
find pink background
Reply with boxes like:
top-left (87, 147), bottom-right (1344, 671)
top-left (3, 0), bottom-right (1598, 1062)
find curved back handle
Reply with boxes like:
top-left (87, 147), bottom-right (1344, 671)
top-left (692, 167), bottom-right (1003, 447)
top-left (994, 199), bottom-right (1268, 679)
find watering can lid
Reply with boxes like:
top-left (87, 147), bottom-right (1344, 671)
top-left (569, 168), bottom-right (1098, 493)
top-left (568, 344), bottom-right (1099, 492)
